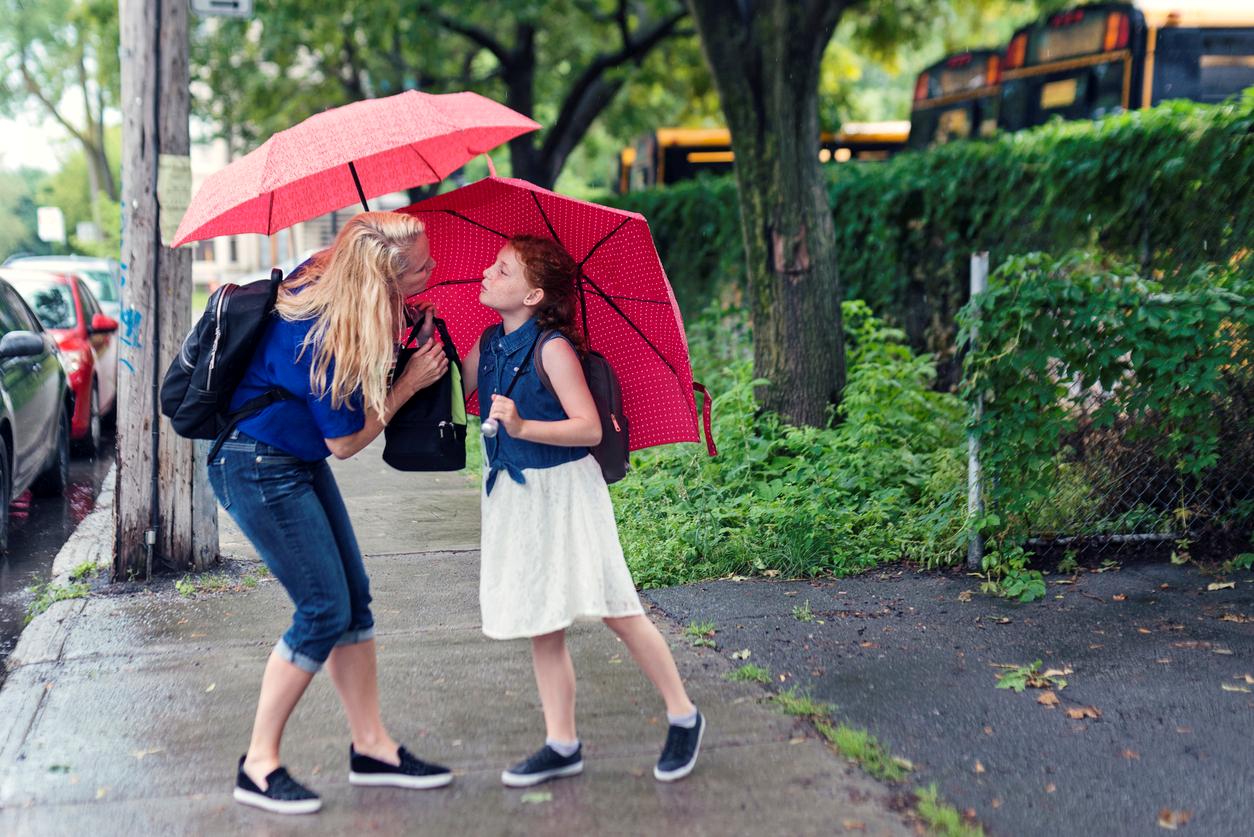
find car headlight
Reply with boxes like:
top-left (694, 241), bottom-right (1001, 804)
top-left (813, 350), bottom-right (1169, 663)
top-left (61, 351), bottom-right (84, 376)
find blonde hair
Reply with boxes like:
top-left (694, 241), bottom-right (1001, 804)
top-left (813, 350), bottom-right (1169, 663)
top-left (274, 211), bottom-right (424, 419)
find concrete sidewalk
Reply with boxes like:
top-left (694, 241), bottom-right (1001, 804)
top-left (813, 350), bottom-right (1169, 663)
top-left (0, 441), bottom-right (911, 836)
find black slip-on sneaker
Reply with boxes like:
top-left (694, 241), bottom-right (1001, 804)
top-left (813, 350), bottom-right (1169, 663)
top-left (233, 756), bottom-right (321, 814)
top-left (501, 744), bottom-right (584, 788)
top-left (348, 745), bottom-right (453, 789)
top-left (654, 711), bottom-right (705, 782)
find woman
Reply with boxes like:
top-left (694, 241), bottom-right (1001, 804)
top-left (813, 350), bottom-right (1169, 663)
top-left (211, 211), bottom-right (452, 815)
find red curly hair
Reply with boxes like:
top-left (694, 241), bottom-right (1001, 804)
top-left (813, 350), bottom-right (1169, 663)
top-left (509, 235), bottom-right (586, 352)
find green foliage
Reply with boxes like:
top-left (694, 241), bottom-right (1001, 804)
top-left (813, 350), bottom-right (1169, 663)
top-left (614, 300), bottom-right (967, 587)
top-left (916, 784), bottom-right (986, 837)
top-left (68, 560), bottom-right (99, 582)
top-left (816, 720), bottom-right (914, 782)
top-left (961, 252), bottom-right (1254, 573)
top-left (726, 663), bottom-right (772, 685)
top-left (993, 659), bottom-right (1067, 692)
top-left (792, 600), bottom-right (815, 622)
top-left (24, 581), bottom-right (90, 624)
top-left (684, 620), bottom-right (717, 648)
top-left (608, 96), bottom-right (1254, 364)
top-left (175, 572), bottom-right (233, 597)
top-left (771, 688), bottom-right (835, 718)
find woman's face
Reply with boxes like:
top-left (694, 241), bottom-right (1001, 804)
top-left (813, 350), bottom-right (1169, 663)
top-left (480, 245), bottom-right (538, 312)
top-left (398, 235), bottom-right (436, 298)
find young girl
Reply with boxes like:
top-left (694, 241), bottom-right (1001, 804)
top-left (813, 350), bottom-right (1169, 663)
top-left (461, 235), bottom-right (705, 787)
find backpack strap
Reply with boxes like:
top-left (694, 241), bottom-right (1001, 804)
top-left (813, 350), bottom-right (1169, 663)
top-left (204, 388), bottom-right (295, 464)
top-left (531, 329), bottom-right (568, 395)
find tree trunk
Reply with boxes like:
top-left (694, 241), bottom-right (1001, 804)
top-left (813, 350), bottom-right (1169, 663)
top-left (688, 0), bottom-right (848, 427)
top-left (117, 0), bottom-right (212, 579)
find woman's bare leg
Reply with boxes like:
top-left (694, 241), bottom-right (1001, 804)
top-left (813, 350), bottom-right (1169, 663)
top-left (326, 639), bottom-right (401, 764)
top-left (242, 652), bottom-right (315, 788)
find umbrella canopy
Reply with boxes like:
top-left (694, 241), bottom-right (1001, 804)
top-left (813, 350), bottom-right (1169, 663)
top-left (399, 176), bottom-right (715, 455)
top-left (171, 91), bottom-right (539, 247)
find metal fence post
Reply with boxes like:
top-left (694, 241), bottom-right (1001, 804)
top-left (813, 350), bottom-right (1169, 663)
top-left (967, 252), bottom-right (989, 570)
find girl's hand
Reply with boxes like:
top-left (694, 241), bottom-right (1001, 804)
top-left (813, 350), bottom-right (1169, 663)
top-left (396, 338), bottom-right (448, 396)
top-left (488, 394), bottom-right (525, 437)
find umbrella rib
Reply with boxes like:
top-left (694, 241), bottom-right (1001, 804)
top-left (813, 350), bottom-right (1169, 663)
top-left (576, 217), bottom-right (630, 270)
top-left (438, 209), bottom-right (510, 239)
top-left (529, 192), bottom-right (564, 250)
top-left (409, 144), bottom-right (441, 184)
top-left (265, 190), bottom-right (275, 236)
top-left (580, 274), bottom-right (679, 379)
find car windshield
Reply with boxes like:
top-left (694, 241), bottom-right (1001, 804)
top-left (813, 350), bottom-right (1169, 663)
top-left (8, 276), bottom-right (76, 329)
top-left (81, 269), bottom-right (119, 303)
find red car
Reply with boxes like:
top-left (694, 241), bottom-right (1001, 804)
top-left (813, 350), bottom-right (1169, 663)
top-left (1, 268), bottom-right (119, 456)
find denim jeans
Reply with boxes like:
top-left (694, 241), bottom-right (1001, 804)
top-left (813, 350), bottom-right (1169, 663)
top-left (208, 431), bottom-right (374, 673)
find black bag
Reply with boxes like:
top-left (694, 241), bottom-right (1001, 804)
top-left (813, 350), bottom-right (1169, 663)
top-left (382, 317), bottom-right (467, 471)
top-left (479, 327), bottom-right (630, 484)
top-left (161, 269), bottom-right (293, 463)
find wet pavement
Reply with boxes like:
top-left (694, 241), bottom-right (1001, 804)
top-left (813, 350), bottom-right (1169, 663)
top-left (0, 434), bottom-right (115, 667)
top-left (646, 562), bottom-right (1254, 837)
top-left (0, 440), bottom-right (913, 836)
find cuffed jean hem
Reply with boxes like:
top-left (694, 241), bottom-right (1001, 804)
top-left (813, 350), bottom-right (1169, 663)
top-left (275, 638), bottom-right (324, 674)
top-left (334, 626), bottom-right (376, 647)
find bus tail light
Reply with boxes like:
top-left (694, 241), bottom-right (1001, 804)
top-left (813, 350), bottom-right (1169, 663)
top-left (914, 73), bottom-right (930, 102)
top-left (1104, 12), bottom-right (1130, 51)
top-left (986, 55), bottom-right (1001, 86)
top-left (1005, 34), bottom-right (1027, 69)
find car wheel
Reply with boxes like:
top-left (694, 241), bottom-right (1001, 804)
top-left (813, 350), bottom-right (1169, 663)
top-left (33, 408), bottom-right (70, 498)
top-left (0, 435), bottom-right (10, 553)
top-left (73, 383), bottom-right (101, 457)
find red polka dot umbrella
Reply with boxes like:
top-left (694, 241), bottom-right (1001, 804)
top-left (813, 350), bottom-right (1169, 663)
top-left (170, 91), bottom-right (539, 247)
top-left (399, 176), bottom-right (716, 456)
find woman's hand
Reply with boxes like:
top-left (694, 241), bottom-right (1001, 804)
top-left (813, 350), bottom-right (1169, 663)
top-left (395, 338), bottom-right (448, 398)
top-left (402, 302), bottom-right (437, 346)
top-left (488, 394), bottom-right (525, 437)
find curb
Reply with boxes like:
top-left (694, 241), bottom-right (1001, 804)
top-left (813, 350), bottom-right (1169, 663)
top-left (49, 465), bottom-right (116, 585)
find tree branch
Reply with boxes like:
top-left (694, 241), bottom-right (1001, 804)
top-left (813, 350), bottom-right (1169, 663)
top-left (19, 61), bottom-right (87, 146)
top-left (419, 4), bottom-right (512, 68)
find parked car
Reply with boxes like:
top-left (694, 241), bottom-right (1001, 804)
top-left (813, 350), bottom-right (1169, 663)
top-left (1, 268), bottom-right (118, 456)
top-left (0, 276), bottom-right (72, 552)
top-left (3, 255), bottom-right (123, 319)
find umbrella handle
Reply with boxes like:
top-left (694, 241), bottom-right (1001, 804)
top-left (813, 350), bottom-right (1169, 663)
top-left (483, 153), bottom-right (497, 177)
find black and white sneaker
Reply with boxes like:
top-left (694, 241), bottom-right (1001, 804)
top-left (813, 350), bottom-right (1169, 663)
top-left (233, 756), bottom-right (322, 814)
top-left (348, 745), bottom-right (453, 789)
top-left (501, 744), bottom-right (584, 788)
top-left (654, 711), bottom-right (705, 782)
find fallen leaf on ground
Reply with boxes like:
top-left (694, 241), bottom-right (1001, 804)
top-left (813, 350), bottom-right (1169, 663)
top-left (991, 798), bottom-right (1002, 809)
top-left (1244, 674), bottom-right (1254, 685)
top-left (983, 726), bottom-right (994, 736)
top-left (973, 760), bottom-right (986, 774)
top-left (1212, 648), bottom-right (1234, 655)
top-left (1220, 613), bottom-right (1251, 623)
top-left (520, 791), bottom-right (552, 804)
top-left (841, 820), bottom-right (865, 832)
top-left (1112, 594), bottom-right (1127, 601)
top-left (1220, 683), bottom-right (1251, 693)
top-left (1157, 809), bottom-right (1191, 830)
top-left (994, 617), bottom-right (1012, 624)
top-left (130, 748), bottom-right (163, 761)
top-left (1156, 658), bottom-right (1172, 664)
top-left (205, 683), bottom-right (215, 693)
top-left (1045, 783), bottom-right (1056, 793)
top-left (958, 590), bottom-right (973, 602)
top-left (1042, 667), bottom-right (1074, 678)
top-left (784, 591), bottom-right (798, 597)
top-left (1122, 749), bottom-right (1140, 760)
top-left (1038, 691), bottom-right (1060, 707)
top-left (1206, 581), bottom-right (1236, 592)
top-left (731, 649), bottom-right (752, 660)
top-left (95, 787), bottom-right (107, 799)
top-left (1137, 627), bottom-right (1152, 634)
top-left (1065, 706), bottom-right (1101, 720)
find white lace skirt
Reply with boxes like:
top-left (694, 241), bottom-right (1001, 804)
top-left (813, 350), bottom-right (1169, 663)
top-left (480, 453), bottom-right (644, 639)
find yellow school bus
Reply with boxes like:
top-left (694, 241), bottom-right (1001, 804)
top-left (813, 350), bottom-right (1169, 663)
top-left (998, 1), bottom-right (1254, 132)
top-left (616, 122), bottom-right (910, 193)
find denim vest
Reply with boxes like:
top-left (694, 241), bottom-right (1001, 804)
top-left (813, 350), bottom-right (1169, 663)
top-left (479, 318), bottom-right (586, 494)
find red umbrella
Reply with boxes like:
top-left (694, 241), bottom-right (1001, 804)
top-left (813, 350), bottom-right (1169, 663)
top-left (171, 91), bottom-right (539, 247)
top-left (399, 176), bottom-right (716, 456)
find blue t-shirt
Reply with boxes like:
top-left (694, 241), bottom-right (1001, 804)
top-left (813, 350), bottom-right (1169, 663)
top-left (231, 313), bottom-right (366, 461)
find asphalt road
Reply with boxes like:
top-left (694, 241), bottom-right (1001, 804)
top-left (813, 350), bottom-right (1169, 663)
top-left (645, 561), bottom-right (1254, 837)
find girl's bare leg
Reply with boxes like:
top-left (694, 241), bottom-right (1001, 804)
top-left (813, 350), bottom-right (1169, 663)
top-left (530, 629), bottom-right (578, 740)
top-left (603, 615), bottom-right (695, 717)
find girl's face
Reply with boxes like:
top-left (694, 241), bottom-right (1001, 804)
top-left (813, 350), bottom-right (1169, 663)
top-left (398, 235), bottom-right (436, 299)
top-left (480, 245), bottom-right (541, 313)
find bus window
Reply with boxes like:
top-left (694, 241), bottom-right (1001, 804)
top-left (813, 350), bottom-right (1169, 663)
top-left (909, 51), bottom-right (1001, 149)
top-left (1153, 27), bottom-right (1254, 104)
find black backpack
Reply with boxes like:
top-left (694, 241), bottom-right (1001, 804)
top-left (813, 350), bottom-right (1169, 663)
top-left (382, 316), bottom-right (467, 471)
top-left (161, 268), bottom-right (293, 462)
top-left (480, 327), bottom-right (630, 484)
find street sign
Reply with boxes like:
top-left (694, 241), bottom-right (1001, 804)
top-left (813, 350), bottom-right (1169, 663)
top-left (189, 0), bottom-right (253, 18)
top-left (36, 206), bottom-right (66, 243)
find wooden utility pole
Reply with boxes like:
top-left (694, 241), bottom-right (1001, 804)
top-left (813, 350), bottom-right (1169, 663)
top-left (117, 0), bottom-right (217, 579)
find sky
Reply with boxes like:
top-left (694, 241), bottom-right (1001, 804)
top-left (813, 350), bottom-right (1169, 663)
top-left (0, 105), bottom-right (83, 173)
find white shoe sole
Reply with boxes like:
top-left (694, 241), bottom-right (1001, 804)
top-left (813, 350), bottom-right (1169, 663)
top-left (233, 787), bottom-right (322, 814)
top-left (653, 719), bottom-right (705, 782)
top-left (501, 761), bottom-right (584, 788)
top-left (349, 770), bottom-right (453, 789)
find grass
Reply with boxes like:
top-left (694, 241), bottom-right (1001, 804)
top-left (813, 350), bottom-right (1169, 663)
top-left (792, 599), bottom-right (814, 622)
top-left (815, 720), bottom-right (913, 782)
top-left (68, 560), bottom-right (100, 582)
top-left (24, 582), bottom-right (90, 624)
top-left (916, 785), bottom-right (986, 837)
top-left (770, 688), bottom-right (834, 718)
top-left (684, 620), bottom-right (717, 648)
top-left (726, 663), bottom-right (772, 685)
top-left (174, 567), bottom-right (268, 597)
